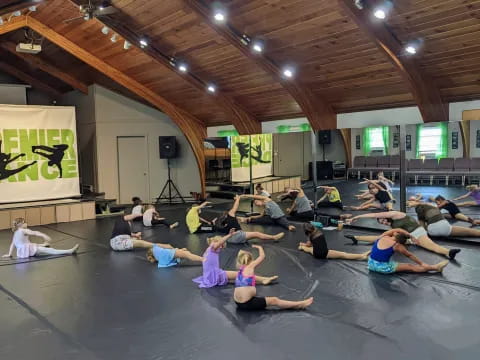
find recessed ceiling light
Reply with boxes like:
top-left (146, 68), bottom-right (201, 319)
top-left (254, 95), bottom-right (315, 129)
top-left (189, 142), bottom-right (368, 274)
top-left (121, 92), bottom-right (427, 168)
top-left (101, 26), bottom-right (109, 35)
top-left (405, 45), bottom-right (417, 54)
top-left (0, 17), bottom-right (3, 25)
top-left (373, 9), bottom-right (386, 19)
top-left (139, 38), bottom-right (148, 48)
top-left (178, 63), bottom-right (188, 73)
top-left (207, 84), bottom-right (216, 93)
top-left (12, 10), bottom-right (21, 17)
top-left (214, 11), bottom-right (226, 22)
top-left (252, 41), bottom-right (263, 53)
top-left (123, 40), bottom-right (131, 50)
top-left (110, 34), bottom-right (118, 42)
top-left (28, 5), bottom-right (37, 12)
top-left (282, 67), bottom-right (294, 78)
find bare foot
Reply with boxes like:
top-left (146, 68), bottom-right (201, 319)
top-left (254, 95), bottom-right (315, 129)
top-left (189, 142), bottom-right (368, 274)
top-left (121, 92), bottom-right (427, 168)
top-left (295, 297), bottom-right (314, 309)
top-left (71, 244), bottom-right (80, 254)
top-left (273, 232), bottom-right (285, 242)
top-left (170, 222), bottom-right (179, 229)
top-left (288, 225), bottom-right (296, 231)
top-left (434, 260), bottom-right (449, 272)
top-left (261, 275), bottom-right (278, 285)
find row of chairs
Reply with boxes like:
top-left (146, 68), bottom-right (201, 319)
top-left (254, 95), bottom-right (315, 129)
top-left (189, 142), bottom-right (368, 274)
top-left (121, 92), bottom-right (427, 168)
top-left (348, 156), bottom-right (480, 185)
top-left (348, 155), bottom-right (400, 179)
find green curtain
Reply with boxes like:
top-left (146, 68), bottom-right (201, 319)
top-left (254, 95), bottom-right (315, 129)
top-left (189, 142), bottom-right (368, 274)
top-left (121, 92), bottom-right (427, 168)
top-left (363, 128), bottom-right (371, 156)
top-left (437, 122), bottom-right (448, 159)
top-left (415, 124), bottom-right (422, 158)
top-left (382, 126), bottom-right (389, 155)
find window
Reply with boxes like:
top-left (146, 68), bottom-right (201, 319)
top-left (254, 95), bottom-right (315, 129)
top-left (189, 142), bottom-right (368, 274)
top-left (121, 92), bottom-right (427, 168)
top-left (363, 126), bottom-right (389, 155)
top-left (416, 123), bottom-right (448, 159)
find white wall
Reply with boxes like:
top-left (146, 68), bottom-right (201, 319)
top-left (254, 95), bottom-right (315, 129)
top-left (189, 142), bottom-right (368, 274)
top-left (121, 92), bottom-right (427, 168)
top-left (0, 70), bottom-right (56, 106)
top-left (449, 100), bottom-right (480, 122)
top-left (337, 106), bottom-right (423, 129)
top-left (93, 85), bottom-right (201, 201)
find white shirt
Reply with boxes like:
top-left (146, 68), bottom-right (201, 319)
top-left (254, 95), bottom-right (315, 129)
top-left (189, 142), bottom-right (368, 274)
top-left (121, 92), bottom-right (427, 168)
top-left (132, 205), bottom-right (143, 215)
top-left (12, 228), bottom-right (49, 258)
top-left (258, 190), bottom-right (270, 197)
top-left (143, 208), bottom-right (155, 227)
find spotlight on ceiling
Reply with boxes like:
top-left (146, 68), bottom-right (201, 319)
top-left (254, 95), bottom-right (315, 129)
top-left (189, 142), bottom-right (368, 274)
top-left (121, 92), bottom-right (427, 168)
top-left (12, 10), bottom-right (21, 17)
top-left (213, 10), bottom-right (226, 22)
top-left (405, 45), bottom-right (417, 55)
top-left (178, 63), bottom-right (188, 73)
top-left (139, 38), bottom-right (148, 48)
top-left (123, 40), bottom-right (131, 50)
top-left (110, 34), bottom-right (118, 43)
top-left (282, 67), bottom-right (295, 79)
top-left (252, 40), bottom-right (263, 53)
top-left (373, 9), bottom-right (386, 19)
top-left (354, 0), bottom-right (364, 10)
top-left (373, 1), bottom-right (393, 20)
top-left (28, 5), bottom-right (37, 12)
top-left (0, 17), bottom-right (3, 26)
top-left (101, 26), bottom-right (110, 35)
top-left (207, 84), bottom-right (217, 93)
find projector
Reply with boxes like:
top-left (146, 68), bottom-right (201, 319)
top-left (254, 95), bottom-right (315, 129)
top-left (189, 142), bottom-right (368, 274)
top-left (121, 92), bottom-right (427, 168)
top-left (16, 43), bottom-right (42, 54)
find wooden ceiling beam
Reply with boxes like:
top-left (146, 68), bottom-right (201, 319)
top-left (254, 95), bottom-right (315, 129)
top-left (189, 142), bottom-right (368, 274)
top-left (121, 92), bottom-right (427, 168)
top-left (0, 0), bottom-right (38, 16)
top-left (339, 0), bottom-right (449, 123)
top-left (0, 41), bottom-right (89, 94)
top-left (184, 0), bottom-right (337, 131)
top-left (0, 13), bottom-right (27, 34)
top-left (25, 16), bottom-right (207, 195)
top-left (67, 0), bottom-right (260, 135)
top-left (0, 59), bottom-right (62, 97)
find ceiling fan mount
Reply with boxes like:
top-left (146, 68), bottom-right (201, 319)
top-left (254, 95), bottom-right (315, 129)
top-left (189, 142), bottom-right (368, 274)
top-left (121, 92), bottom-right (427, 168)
top-left (64, 0), bottom-right (117, 23)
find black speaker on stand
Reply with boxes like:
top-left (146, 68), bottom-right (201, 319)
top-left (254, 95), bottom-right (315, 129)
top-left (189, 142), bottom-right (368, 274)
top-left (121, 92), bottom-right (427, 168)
top-left (318, 130), bottom-right (331, 161)
top-left (156, 136), bottom-right (185, 204)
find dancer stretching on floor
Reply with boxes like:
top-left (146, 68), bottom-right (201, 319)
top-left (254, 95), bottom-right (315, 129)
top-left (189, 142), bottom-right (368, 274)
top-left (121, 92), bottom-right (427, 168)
top-left (298, 223), bottom-right (370, 260)
top-left (131, 197), bottom-right (144, 221)
top-left (234, 244), bottom-right (313, 310)
top-left (186, 201), bottom-right (217, 234)
top-left (2, 218), bottom-right (79, 259)
top-left (239, 194), bottom-right (296, 231)
top-left (350, 180), bottom-right (393, 211)
top-left (143, 204), bottom-right (179, 229)
top-left (316, 186), bottom-right (343, 209)
top-left (286, 188), bottom-right (314, 220)
top-left (146, 243), bottom-right (204, 268)
top-left (452, 185), bottom-right (480, 207)
top-left (216, 195), bottom-right (284, 243)
top-left (408, 200), bottom-right (480, 238)
top-left (433, 195), bottom-right (480, 226)
top-left (345, 211), bottom-right (461, 259)
top-left (367, 229), bottom-right (448, 274)
top-left (193, 230), bottom-right (278, 288)
top-left (110, 214), bottom-right (164, 251)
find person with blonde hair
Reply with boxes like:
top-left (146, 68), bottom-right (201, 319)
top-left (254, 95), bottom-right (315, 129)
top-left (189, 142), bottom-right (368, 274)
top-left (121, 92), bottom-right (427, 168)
top-left (234, 244), bottom-right (313, 311)
top-left (146, 244), bottom-right (204, 268)
top-left (452, 185), bottom-right (480, 207)
top-left (2, 218), bottom-right (79, 259)
top-left (193, 230), bottom-right (278, 288)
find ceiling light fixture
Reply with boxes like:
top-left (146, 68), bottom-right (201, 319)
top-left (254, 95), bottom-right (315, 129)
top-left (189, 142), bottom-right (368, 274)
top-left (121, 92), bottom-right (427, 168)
top-left (373, 9), bottom-right (386, 19)
top-left (282, 67), bottom-right (294, 78)
top-left (373, 1), bottom-right (393, 20)
top-left (110, 34), bottom-right (118, 42)
top-left (214, 11), bottom-right (226, 22)
top-left (13, 10), bottom-right (21, 17)
top-left (178, 63), bottom-right (188, 73)
top-left (139, 38), bottom-right (148, 48)
top-left (207, 84), bottom-right (216, 93)
top-left (101, 26), bottom-right (109, 35)
top-left (0, 17), bottom-right (3, 26)
top-left (405, 45), bottom-right (417, 55)
top-left (28, 6), bottom-right (37, 12)
top-left (252, 41), bottom-right (263, 53)
top-left (123, 40), bottom-right (131, 50)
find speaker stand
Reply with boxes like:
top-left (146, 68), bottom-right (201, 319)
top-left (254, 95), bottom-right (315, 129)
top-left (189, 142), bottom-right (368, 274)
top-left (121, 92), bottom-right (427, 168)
top-left (156, 159), bottom-right (185, 205)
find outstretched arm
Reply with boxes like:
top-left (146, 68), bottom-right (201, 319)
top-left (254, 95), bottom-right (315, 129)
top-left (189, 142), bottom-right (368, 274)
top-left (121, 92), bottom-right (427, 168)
top-left (2, 240), bottom-right (15, 258)
top-left (452, 192), bottom-right (471, 201)
top-left (394, 244), bottom-right (424, 265)
top-left (249, 244), bottom-right (265, 268)
top-left (155, 243), bottom-right (174, 249)
top-left (198, 201), bottom-right (212, 209)
top-left (212, 229), bottom-right (236, 250)
top-left (366, 180), bottom-right (384, 191)
top-left (350, 211), bottom-right (398, 222)
top-left (228, 195), bottom-right (241, 217)
top-left (241, 194), bottom-right (269, 201)
top-left (317, 185), bottom-right (337, 191)
top-left (317, 193), bottom-right (327, 203)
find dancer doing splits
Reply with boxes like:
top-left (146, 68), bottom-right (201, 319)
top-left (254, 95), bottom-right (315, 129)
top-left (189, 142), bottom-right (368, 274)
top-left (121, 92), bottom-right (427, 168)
top-left (239, 195), bottom-right (296, 231)
top-left (193, 230), bottom-right (278, 288)
top-left (234, 244), bottom-right (313, 310)
top-left (367, 229), bottom-right (448, 274)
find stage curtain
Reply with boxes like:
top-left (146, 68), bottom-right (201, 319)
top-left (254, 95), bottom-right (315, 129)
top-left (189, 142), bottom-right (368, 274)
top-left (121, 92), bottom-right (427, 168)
top-left (437, 122), bottom-right (448, 159)
top-left (415, 124), bottom-right (422, 159)
top-left (363, 128), bottom-right (372, 156)
top-left (382, 126), bottom-right (389, 155)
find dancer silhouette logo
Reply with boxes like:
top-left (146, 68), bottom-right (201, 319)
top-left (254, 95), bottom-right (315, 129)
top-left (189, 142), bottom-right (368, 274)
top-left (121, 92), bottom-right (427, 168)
top-left (0, 128), bottom-right (78, 182)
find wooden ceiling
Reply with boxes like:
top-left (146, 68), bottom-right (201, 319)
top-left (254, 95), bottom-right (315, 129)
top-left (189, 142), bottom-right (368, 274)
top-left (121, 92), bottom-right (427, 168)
top-left (1, 0), bottom-right (479, 130)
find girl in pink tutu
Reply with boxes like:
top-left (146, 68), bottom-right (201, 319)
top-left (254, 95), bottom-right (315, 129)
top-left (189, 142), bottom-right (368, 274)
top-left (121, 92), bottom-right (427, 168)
top-left (193, 229), bottom-right (278, 288)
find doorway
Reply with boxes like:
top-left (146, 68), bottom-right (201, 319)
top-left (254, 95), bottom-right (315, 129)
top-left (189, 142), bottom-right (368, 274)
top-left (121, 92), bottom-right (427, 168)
top-left (117, 136), bottom-right (149, 204)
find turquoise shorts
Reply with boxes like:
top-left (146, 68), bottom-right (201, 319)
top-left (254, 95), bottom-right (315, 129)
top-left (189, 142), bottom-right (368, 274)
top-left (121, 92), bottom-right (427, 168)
top-left (368, 257), bottom-right (398, 274)
top-left (152, 246), bottom-right (180, 268)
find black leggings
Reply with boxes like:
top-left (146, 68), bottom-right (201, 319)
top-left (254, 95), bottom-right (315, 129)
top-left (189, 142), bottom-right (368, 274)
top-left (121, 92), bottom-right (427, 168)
top-left (250, 215), bottom-right (290, 230)
top-left (151, 219), bottom-right (172, 227)
top-left (288, 210), bottom-right (314, 221)
top-left (235, 296), bottom-right (267, 311)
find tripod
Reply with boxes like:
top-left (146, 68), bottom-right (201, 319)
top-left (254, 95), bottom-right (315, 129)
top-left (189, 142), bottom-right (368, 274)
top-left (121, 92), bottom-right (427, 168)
top-left (156, 159), bottom-right (185, 204)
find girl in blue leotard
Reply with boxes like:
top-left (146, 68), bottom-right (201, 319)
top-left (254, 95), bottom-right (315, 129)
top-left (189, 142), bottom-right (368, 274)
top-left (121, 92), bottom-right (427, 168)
top-left (233, 245), bottom-right (313, 311)
top-left (368, 229), bottom-right (449, 274)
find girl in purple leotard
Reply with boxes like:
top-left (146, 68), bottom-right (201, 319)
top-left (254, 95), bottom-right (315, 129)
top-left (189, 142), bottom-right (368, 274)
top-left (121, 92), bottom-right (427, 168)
top-left (453, 185), bottom-right (480, 207)
top-left (192, 229), bottom-right (278, 288)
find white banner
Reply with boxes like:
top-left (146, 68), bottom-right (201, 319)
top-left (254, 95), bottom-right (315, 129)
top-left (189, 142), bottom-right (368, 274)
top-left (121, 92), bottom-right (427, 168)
top-left (231, 134), bottom-right (273, 182)
top-left (0, 105), bottom-right (80, 203)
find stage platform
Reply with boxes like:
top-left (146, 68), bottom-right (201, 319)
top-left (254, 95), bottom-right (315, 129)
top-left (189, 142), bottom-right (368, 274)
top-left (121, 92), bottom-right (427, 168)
top-left (206, 175), bottom-right (301, 196)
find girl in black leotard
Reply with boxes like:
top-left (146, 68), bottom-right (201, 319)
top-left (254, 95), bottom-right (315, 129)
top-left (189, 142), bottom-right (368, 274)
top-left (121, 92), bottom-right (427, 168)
top-left (298, 224), bottom-right (369, 260)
